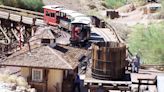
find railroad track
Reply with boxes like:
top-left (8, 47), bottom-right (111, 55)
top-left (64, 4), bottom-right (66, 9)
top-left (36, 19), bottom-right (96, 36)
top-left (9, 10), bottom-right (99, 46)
top-left (106, 23), bottom-right (121, 42)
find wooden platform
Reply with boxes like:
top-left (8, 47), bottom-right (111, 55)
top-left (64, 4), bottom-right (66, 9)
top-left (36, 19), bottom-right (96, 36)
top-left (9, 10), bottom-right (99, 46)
top-left (83, 64), bottom-right (132, 91)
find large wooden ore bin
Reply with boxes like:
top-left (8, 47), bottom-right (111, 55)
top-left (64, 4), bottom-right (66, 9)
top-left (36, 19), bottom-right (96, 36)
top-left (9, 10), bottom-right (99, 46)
top-left (91, 42), bottom-right (126, 80)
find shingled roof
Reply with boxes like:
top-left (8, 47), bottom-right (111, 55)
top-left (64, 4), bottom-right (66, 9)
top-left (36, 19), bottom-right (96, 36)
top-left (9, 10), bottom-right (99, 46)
top-left (31, 27), bottom-right (57, 41)
top-left (0, 45), bottom-right (89, 70)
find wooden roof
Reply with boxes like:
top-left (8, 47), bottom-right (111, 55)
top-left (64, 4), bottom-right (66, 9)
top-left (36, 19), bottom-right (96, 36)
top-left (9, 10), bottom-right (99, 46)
top-left (29, 26), bottom-right (59, 45)
top-left (0, 44), bottom-right (89, 70)
top-left (36, 27), bottom-right (56, 39)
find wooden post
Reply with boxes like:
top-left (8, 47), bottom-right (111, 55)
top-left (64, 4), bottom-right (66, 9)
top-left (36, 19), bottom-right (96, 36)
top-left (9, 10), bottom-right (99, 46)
top-left (31, 26), bottom-right (37, 37)
top-left (31, 27), bottom-right (34, 36)
top-left (103, 47), bottom-right (106, 73)
top-left (8, 12), bottom-right (10, 20)
top-left (32, 18), bottom-right (36, 26)
top-left (138, 80), bottom-right (141, 92)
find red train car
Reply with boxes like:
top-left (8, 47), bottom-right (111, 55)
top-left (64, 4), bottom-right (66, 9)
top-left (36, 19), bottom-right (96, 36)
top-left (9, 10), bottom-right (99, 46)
top-left (43, 5), bottom-right (63, 25)
top-left (43, 5), bottom-right (91, 45)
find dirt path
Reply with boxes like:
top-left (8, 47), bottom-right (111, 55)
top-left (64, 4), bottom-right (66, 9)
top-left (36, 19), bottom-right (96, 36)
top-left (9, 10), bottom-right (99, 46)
top-left (110, 5), bottom-right (144, 26)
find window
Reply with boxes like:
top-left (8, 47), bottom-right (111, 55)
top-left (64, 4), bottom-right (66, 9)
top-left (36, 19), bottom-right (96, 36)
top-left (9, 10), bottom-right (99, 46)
top-left (60, 12), bottom-right (64, 17)
top-left (41, 39), bottom-right (50, 44)
top-left (46, 11), bottom-right (50, 16)
top-left (56, 12), bottom-right (60, 16)
top-left (32, 69), bottom-right (43, 82)
top-left (51, 13), bottom-right (55, 17)
top-left (63, 13), bottom-right (66, 18)
top-left (60, 12), bottom-right (66, 18)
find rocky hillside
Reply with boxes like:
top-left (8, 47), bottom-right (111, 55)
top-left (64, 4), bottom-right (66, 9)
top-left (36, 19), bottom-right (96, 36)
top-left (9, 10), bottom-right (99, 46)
top-left (42, 0), bottom-right (106, 14)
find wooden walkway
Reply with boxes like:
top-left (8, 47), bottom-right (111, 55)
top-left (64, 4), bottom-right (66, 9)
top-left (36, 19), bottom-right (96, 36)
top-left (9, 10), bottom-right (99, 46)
top-left (83, 63), bottom-right (131, 92)
top-left (0, 5), bottom-right (44, 26)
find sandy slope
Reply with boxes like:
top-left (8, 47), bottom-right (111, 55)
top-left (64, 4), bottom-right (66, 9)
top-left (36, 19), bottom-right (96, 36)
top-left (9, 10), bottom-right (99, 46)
top-left (42, 0), bottom-right (105, 14)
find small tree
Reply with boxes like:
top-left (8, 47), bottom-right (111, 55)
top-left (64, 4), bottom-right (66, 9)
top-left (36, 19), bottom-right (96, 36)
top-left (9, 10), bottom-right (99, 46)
top-left (1, 0), bottom-right (20, 7)
top-left (19, 0), bottom-right (44, 12)
top-left (0, 0), bottom-right (44, 12)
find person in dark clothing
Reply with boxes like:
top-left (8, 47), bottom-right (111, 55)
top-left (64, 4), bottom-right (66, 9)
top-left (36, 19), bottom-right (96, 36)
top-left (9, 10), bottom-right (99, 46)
top-left (73, 73), bottom-right (81, 92)
top-left (132, 53), bottom-right (140, 73)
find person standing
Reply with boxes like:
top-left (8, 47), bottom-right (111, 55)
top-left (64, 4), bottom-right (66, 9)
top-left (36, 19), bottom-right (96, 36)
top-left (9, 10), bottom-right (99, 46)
top-left (73, 73), bottom-right (81, 92)
top-left (132, 54), bottom-right (140, 73)
top-left (135, 53), bottom-right (140, 72)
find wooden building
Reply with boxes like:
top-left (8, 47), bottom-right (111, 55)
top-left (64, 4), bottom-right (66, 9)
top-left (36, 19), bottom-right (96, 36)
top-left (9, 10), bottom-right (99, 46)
top-left (0, 28), bottom-right (89, 92)
top-left (106, 10), bottom-right (119, 19)
top-left (143, 3), bottom-right (161, 14)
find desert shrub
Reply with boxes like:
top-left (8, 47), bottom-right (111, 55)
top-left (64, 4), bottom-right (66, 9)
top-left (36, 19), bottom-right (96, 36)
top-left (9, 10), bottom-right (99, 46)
top-left (127, 22), bottom-right (164, 64)
top-left (105, 0), bottom-right (146, 9)
top-left (88, 4), bottom-right (97, 9)
top-left (105, 0), bottom-right (127, 9)
top-left (0, 73), bottom-right (28, 87)
top-left (0, 0), bottom-right (44, 12)
top-left (1, 0), bottom-right (20, 7)
top-left (19, 0), bottom-right (44, 12)
top-left (16, 76), bottom-right (28, 87)
top-left (101, 2), bottom-right (108, 8)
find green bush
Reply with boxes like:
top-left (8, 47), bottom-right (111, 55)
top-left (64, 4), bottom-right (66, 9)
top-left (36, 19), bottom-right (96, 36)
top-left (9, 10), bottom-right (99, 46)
top-left (105, 0), bottom-right (127, 9)
top-left (105, 0), bottom-right (146, 9)
top-left (0, 0), bottom-right (44, 12)
top-left (1, 0), bottom-right (20, 7)
top-left (19, 0), bottom-right (44, 12)
top-left (127, 23), bottom-right (164, 65)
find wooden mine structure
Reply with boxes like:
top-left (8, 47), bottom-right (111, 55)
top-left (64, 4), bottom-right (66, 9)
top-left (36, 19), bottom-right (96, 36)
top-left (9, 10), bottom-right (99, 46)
top-left (0, 5), bottom-right (44, 55)
top-left (0, 4), bottom-right (133, 92)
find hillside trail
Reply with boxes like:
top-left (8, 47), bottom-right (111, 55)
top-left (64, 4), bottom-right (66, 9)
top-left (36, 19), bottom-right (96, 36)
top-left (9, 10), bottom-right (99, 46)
top-left (42, 0), bottom-right (105, 14)
top-left (112, 2), bottom-right (162, 27)
top-left (112, 7), bottom-right (144, 26)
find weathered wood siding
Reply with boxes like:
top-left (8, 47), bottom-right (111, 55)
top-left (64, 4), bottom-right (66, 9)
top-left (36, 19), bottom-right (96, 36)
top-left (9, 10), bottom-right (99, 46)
top-left (92, 42), bottom-right (126, 80)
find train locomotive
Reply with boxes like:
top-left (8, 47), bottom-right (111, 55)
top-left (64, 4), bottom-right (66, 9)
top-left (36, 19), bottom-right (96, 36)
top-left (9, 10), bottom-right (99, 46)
top-left (43, 5), bottom-right (91, 45)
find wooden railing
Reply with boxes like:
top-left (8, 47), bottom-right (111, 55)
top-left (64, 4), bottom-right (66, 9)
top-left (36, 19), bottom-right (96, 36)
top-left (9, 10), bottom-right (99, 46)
top-left (0, 5), bottom-right (43, 19)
